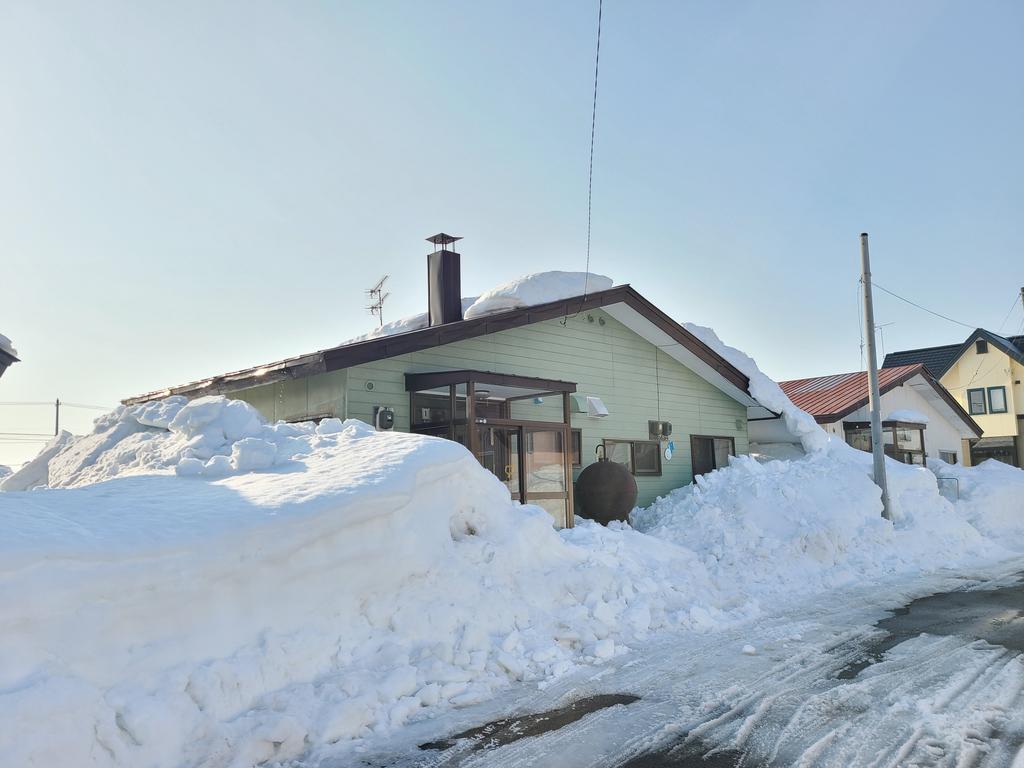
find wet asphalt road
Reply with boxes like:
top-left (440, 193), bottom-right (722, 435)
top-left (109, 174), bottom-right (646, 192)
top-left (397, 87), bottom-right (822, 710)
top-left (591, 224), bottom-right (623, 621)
top-left (619, 575), bottom-right (1024, 767)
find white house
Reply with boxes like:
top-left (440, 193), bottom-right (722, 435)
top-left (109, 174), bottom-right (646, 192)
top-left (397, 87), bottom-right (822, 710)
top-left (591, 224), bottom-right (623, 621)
top-left (750, 363), bottom-right (982, 465)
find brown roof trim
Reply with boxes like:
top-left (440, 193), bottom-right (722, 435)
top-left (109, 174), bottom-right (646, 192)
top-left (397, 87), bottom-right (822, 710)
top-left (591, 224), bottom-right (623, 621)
top-left (816, 364), bottom-right (983, 436)
top-left (123, 285), bottom-right (751, 405)
top-left (405, 369), bottom-right (577, 394)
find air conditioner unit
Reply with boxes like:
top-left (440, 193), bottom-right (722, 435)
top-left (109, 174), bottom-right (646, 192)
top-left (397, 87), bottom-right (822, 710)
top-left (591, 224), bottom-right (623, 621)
top-left (649, 420), bottom-right (673, 439)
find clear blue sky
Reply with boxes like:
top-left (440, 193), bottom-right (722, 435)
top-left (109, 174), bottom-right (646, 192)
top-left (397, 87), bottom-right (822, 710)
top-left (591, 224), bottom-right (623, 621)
top-left (2, 0), bottom-right (1022, 465)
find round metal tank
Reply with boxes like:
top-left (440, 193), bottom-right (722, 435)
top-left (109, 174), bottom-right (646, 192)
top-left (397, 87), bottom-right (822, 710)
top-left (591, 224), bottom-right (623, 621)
top-left (575, 457), bottom-right (638, 525)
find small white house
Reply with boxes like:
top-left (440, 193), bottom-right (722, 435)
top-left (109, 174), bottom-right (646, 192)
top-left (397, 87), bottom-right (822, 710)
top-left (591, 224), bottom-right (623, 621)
top-left (750, 363), bottom-right (982, 465)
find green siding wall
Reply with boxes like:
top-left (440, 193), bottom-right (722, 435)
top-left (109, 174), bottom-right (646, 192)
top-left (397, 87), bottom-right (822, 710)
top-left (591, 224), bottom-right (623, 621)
top-left (231, 369), bottom-right (348, 423)
top-left (226, 310), bottom-right (748, 509)
top-left (344, 309), bottom-right (748, 507)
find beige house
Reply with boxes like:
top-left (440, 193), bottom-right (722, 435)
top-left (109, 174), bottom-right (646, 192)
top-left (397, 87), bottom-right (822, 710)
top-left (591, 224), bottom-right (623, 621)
top-left (884, 329), bottom-right (1024, 467)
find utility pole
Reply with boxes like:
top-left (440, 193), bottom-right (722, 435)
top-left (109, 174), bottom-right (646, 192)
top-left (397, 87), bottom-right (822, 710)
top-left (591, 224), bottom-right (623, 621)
top-left (861, 233), bottom-right (891, 521)
top-left (54, 397), bottom-right (60, 436)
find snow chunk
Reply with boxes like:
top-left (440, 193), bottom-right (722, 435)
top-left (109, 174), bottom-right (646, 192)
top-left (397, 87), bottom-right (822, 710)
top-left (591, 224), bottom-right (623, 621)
top-left (464, 272), bottom-right (613, 319)
top-left (886, 408), bottom-right (929, 425)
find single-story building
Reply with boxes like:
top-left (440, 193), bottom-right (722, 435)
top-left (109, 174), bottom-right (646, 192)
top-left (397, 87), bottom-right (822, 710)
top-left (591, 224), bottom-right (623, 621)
top-left (749, 363), bottom-right (982, 465)
top-left (126, 235), bottom-right (777, 527)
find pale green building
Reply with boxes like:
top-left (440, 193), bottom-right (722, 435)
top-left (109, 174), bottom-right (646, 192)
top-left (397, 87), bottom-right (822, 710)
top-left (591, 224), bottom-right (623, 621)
top-left (126, 239), bottom-right (769, 527)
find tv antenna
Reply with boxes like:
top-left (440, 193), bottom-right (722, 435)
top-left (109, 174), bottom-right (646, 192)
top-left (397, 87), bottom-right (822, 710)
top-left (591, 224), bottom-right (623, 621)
top-left (367, 275), bottom-right (390, 327)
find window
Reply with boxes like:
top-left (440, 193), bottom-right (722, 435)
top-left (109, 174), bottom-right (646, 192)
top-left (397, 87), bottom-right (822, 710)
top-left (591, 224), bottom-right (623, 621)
top-left (690, 435), bottom-right (735, 478)
top-left (602, 439), bottom-right (633, 473)
top-left (939, 450), bottom-right (958, 464)
top-left (976, 339), bottom-right (989, 354)
top-left (600, 439), bottom-right (663, 477)
top-left (843, 421), bottom-right (927, 466)
top-left (988, 386), bottom-right (1008, 414)
top-left (633, 441), bottom-right (662, 476)
top-left (967, 388), bottom-right (987, 415)
top-left (571, 429), bottom-right (582, 468)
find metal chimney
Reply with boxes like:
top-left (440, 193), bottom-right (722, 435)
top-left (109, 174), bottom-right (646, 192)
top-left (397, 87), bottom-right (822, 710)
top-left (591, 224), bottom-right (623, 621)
top-left (426, 233), bottom-right (463, 326)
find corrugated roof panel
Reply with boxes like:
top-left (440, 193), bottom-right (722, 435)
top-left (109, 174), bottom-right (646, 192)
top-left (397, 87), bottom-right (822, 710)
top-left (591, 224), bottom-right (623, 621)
top-left (779, 364), bottom-right (922, 421)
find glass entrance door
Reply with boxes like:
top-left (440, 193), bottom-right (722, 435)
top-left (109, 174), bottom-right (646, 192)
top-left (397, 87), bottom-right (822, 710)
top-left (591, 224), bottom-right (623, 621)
top-left (523, 427), bottom-right (569, 527)
top-left (476, 424), bottom-right (570, 526)
top-left (477, 425), bottom-right (521, 500)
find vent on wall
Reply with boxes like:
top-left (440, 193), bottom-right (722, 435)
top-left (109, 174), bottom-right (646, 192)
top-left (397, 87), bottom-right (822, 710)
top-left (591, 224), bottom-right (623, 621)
top-left (572, 394), bottom-right (609, 418)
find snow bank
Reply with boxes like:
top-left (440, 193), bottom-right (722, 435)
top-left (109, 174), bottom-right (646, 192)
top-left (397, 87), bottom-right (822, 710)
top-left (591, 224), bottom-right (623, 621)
top-left (632, 441), bottom-right (1001, 599)
top-left (342, 271), bottom-right (613, 344)
top-left (683, 323), bottom-right (828, 453)
top-left (930, 458), bottom-right (1024, 540)
top-left (0, 396), bottom-right (751, 768)
top-left (0, 430), bottom-right (74, 491)
top-left (887, 408), bottom-right (930, 424)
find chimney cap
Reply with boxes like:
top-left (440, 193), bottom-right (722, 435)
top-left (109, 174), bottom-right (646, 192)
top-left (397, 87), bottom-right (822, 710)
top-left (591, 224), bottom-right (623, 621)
top-left (426, 232), bottom-right (462, 248)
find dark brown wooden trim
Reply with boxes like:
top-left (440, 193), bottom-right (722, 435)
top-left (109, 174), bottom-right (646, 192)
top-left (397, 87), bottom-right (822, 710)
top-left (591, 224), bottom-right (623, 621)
top-left (619, 291), bottom-right (750, 393)
top-left (123, 285), bottom-right (752, 405)
top-left (405, 369), bottom-right (577, 394)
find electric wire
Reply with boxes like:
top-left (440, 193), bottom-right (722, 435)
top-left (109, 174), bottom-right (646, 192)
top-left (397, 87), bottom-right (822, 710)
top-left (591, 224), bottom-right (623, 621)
top-left (870, 282), bottom-right (977, 330)
top-left (563, 0), bottom-right (603, 325)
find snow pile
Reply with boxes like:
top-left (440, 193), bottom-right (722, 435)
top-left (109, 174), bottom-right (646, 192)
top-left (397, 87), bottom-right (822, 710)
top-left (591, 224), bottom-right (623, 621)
top-left (0, 333), bottom-right (16, 357)
top-left (0, 397), bottom-right (753, 768)
top-left (930, 457), bottom-right (1024, 541)
top-left (683, 323), bottom-right (828, 453)
top-left (1, 396), bottom-right (322, 491)
top-left (342, 271), bottom-right (613, 344)
top-left (0, 430), bottom-right (74, 491)
top-left (887, 408), bottom-right (930, 424)
top-left (0, 464), bottom-right (10, 481)
top-left (463, 271), bottom-right (613, 319)
top-left (633, 441), bottom-right (1005, 598)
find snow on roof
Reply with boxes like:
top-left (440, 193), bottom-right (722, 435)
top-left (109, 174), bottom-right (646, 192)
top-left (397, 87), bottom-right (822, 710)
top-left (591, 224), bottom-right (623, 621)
top-left (341, 271), bottom-right (613, 345)
top-left (0, 334), bottom-right (17, 358)
top-left (886, 408), bottom-right (930, 424)
top-left (683, 323), bottom-right (829, 453)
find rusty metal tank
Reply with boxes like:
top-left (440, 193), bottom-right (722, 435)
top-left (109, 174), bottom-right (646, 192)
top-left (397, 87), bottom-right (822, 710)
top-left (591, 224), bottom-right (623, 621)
top-left (575, 446), bottom-right (638, 525)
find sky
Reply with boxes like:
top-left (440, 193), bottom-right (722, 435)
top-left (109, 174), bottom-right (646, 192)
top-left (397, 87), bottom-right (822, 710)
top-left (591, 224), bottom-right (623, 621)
top-left (1, 0), bottom-right (1023, 466)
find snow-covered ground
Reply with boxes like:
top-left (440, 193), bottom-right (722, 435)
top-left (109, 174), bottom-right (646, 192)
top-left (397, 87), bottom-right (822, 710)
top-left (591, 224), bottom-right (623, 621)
top-left (2, 293), bottom-right (1023, 767)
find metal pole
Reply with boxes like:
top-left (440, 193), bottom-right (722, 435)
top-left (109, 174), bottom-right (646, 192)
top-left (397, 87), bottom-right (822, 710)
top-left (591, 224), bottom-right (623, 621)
top-left (54, 398), bottom-right (60, 436)
top-left (861, 233), bottom-right (891, 520)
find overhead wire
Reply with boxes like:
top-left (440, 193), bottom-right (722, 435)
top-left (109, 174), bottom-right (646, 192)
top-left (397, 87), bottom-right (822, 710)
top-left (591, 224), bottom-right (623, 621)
top-left (563, 0), bottom-right (603, 325)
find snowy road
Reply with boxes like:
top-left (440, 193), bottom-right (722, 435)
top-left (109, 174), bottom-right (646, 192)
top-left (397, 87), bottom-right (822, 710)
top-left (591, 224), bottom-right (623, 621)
top-left (311, 559), bottom-right (1024, 768)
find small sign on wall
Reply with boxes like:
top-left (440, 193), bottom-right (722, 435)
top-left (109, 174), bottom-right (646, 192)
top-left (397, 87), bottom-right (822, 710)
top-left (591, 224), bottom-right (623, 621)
top-left (664, 440), bottom-right (675, 461)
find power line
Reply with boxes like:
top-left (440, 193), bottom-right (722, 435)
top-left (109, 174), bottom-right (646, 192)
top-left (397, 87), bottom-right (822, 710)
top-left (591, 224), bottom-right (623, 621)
top-left (996, 293), bottom-right (1022, 334)
top-left (870, 282), bottom-right (977, 330)
top-left (582, 0), bottom-right (602, 300)
top-left (564, 0), bottom-right (603, 327)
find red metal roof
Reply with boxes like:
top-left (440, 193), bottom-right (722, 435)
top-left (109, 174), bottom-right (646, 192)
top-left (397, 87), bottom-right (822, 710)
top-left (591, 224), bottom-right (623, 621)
top-left (778, 364), bottom-right (924, 422)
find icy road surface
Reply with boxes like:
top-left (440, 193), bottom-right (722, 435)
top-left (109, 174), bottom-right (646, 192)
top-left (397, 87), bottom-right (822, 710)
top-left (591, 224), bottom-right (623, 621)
top-left (310, 559), bottom-right (1024, 768)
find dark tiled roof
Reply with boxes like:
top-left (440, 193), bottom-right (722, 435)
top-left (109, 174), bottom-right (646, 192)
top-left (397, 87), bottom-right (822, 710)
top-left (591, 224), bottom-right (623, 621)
top-left (882, 344), bottom-right (961, 377)
top-left (883, 329), bottom-right (1024, 377)
top-left (779, 365), bottom-right (924, 422)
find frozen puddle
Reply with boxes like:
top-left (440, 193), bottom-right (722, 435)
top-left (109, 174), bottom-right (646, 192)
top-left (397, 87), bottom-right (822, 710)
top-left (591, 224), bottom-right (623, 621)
top-left (623, 576), bottom-right (1024, 767)
top-left (419, 693), bottom-right (641, 753)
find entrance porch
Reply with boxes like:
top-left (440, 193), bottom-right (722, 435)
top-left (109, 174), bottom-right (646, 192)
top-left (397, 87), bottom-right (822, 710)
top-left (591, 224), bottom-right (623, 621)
top-left (406, 370), bottom-right (576, 527)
